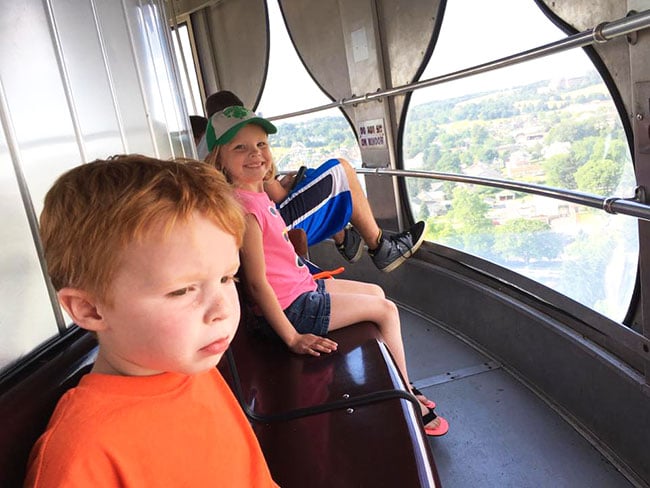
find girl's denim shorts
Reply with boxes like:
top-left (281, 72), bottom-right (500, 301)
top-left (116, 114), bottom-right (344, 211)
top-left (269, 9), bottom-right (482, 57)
top-left (256, 279), bottom-right (330, 337)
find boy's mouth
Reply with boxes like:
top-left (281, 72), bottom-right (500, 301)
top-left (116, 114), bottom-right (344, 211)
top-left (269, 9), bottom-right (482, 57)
top-left (199, 337), bottom-right (230, 354)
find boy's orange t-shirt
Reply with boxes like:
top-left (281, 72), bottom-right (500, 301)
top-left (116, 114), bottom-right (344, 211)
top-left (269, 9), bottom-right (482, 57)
top-left (24, 368), bottom-right (278, 487)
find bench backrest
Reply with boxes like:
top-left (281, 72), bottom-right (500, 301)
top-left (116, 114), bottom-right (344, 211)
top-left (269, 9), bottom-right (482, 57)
top-left (0, 329), bottom-right (97, 487)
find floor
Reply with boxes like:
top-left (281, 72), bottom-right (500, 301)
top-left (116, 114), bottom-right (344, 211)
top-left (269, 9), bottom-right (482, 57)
top-left (399, 306), bottom-right (635, 488)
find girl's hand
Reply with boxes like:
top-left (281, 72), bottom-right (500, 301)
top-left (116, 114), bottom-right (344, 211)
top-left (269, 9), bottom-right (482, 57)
top-left (263, 177), bottom-right (290, 203)
top-left (277, 172), bottom-right (296, 191)
top-left (288, 333), bottom-right (338, 356)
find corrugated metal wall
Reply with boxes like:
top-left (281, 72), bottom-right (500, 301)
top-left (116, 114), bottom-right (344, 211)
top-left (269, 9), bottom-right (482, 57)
top-left (0, 0), bottom-right (191, 370)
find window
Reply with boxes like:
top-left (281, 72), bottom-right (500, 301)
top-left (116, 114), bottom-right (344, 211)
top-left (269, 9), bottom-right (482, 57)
top-left (403, 0), bottom-right (637, 321)
top-left (256, 1), bottom-right (361, 172)
top-left (171, 22), bottom-right (203, 116)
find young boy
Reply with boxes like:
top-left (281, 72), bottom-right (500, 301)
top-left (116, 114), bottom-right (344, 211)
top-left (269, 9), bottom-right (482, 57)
top-left (24, 155), bottom-right (278, 487)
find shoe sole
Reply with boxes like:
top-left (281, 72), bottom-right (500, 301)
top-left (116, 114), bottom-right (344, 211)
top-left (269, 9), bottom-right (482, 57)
top-left (339, 227), bottom-right (363, 263)
top-left (347, 242), bottom-right (364, 263)
top-left (378, 223), bottom-right (426, 273)
top-left (424, 416), bottom-right (449, 437)
top-left (379, 254), bottom-right (407, 273)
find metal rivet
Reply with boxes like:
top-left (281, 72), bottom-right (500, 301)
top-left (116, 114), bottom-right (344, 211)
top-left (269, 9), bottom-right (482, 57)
top-left (636, 113), bottom-right (644, 121)
top-left (627, 10), bottom-right (639, 45)
top-left (346, 408), bottom-right (354, 414)
top-left (342, 393), bottom-right (350, 399)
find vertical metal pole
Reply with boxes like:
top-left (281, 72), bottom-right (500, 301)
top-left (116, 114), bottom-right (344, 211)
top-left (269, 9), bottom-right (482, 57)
top-left (168, 0), bottom-right (200, 115)
top-left (0, 78), bottom-right (66, 333)
top-left (42, 0), bottom-right (88, 163)
top-left (89, 0), bottom-right (130, 153)
top-left (370, 0), bottom-right (404, 230)
top-left (135, 0), bottom-right (175, 157)
top-left (156, 0), bottom-right (195, 158)
top-left (121, 0), bottom-right (161, 158)
top-left (630, 0), bottom-right (650, 387)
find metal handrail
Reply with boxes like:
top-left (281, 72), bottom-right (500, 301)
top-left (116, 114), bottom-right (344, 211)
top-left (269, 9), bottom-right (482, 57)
top-left (355, 167), bottom-right (650, 222)
top-left (265, 9), bottom-right (650, 122)
top-left (270, 8), bottom-right (650, 221)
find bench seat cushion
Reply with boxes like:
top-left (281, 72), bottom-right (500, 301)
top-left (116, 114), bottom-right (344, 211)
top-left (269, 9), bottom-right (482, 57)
top-left (2, 321), bottom-right (440, 487)
top-left (220, 321), bottom-right (440, 487)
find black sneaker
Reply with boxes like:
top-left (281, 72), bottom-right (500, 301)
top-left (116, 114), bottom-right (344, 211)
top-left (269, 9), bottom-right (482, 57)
top-left (336, 225), bottom-right (363, 263)
top-left (369, 221), bottom-right (425, 272)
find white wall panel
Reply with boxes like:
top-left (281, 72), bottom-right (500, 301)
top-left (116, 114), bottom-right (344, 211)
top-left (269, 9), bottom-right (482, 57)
top-left (0, 0), bottom-right (191, 371)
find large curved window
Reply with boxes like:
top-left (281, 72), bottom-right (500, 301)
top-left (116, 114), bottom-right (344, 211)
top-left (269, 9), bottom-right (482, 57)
top-left (256, 1), bottom-right (360, 172)
top-left (403, 1), bottom-right (637, 322)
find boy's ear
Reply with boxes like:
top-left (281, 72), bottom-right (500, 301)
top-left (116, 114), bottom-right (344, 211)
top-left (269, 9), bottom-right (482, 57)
top-left (57, 288), bottom-right (107, 332)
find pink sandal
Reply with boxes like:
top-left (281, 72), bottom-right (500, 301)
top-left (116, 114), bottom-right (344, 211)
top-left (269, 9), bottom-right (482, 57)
top-left (410, 384), bottom-right (436, 409)
top-left (422, 408), bottom-right (449, 437)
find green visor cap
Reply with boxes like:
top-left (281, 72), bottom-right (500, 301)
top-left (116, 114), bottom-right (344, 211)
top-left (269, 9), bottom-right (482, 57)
top-left (205, 106), bottom-right (277, 152)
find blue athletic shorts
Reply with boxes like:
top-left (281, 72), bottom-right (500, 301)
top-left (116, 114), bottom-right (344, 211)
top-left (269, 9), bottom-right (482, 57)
top-left (255, 279), bottom-right (330, 338)
top-left (278, 159), bottom-right (353, 246)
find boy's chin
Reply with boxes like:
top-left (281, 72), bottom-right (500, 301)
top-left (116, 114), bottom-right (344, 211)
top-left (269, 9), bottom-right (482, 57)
top-left (91, 352), bottom-right (225, 376)
top-left (181, 354), bottom-right (227, 374)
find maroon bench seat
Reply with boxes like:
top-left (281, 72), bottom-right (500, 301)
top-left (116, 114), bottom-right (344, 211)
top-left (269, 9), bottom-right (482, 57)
top-left (0, 328), bottom-right (98, 488)
top-left (219, 321), bottom-right (440, 488)
top-left (0, 320), bottom-right (439, 487)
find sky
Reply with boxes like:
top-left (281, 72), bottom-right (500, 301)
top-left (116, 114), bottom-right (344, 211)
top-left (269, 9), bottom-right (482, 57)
top-left (256, 0), bottom-right (594, 119)
top-left (256, 1), bottom-right (331, 119)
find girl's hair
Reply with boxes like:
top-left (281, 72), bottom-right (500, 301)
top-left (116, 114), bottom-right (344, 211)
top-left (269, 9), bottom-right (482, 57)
top-left (40, 154), bottom-right (245, 303)
top-left (205, 143), bottom-right (276, 184)
top-left (205, 145), bottom-right (224, 176)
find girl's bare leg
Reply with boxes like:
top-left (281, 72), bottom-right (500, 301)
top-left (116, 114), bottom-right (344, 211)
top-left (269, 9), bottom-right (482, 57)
top-left (323, 279), bottom-right (441, 429)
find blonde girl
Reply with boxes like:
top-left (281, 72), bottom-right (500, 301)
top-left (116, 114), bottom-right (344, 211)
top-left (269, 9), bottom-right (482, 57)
top-left (205, 105), bottom-right (448, 436)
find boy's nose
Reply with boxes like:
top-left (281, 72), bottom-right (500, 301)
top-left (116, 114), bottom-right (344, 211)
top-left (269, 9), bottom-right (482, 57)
top-left (204, 289), bottom-right (232, 324)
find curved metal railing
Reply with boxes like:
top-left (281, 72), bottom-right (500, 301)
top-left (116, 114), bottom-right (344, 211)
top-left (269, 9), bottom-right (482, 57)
top-left (279, 165), bottom-right (648, 221)
top-left (265, 9), bottom-right (650, 122)
top-left (270, 8), bottom-right (650, 221)
top-left (355, 167), bottom-right (649, 222)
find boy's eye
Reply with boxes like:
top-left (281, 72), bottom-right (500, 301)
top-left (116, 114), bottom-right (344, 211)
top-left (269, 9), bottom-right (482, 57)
top-left (220, 275), bottom-right (240, 284)
top-left (257, 142), bottom-right (267, 148)
top-left (168, 287), bottom-right (189, 297)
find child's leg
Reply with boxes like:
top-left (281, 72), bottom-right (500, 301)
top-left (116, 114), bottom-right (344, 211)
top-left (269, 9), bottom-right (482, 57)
top-left (324, 278), bottom-right (445, 432)
top-left (337, 159), bottom-right (381, 249)
top-left (324, 279), bottom-right (408, 384)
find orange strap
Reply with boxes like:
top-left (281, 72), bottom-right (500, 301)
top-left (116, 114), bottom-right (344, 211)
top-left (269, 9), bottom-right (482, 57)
top-left (311, 267), bottom-right (345, 280)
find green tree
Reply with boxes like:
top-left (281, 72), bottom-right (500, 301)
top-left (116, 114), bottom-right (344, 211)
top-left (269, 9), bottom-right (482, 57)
top-left (545, 118), bottom-right (599, 143)
top-left (470, 124), bottom-right (490, 145)
top-left (406, 178), bottom-right (422, 197)
top-left (441, 181), bottom-right (455, 200)
top-left (436, 152), bottom-right (461, 173)
top-left (557, 231), bottom-right (612, 309)
top-left (572, 137), bottom-right (598, 163)
top-left (543, 153), bottom-right (581, 189)
top-left (422, 145), bottom-right (441, 170)
top-left (575, 158), bottom-right (624, 195)
top-left (445, 186), bottom-right (494, 253)
top-left (573, 137), bottom-right (628, 164)
top-left (419, 201), bottom-right (430, 221)
top-left (426, 218), bottom-right (461, 248)
top-left (494, 219), bottom-right (563, 263)
top-left (477, 145), bottom-right (499, 163)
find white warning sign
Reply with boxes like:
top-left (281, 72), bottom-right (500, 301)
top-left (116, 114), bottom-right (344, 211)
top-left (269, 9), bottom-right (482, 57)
top-left (359, 119), bottom-right (386, 149)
